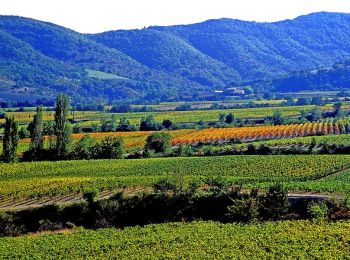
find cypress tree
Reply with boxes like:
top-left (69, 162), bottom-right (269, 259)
top-left (28, 106), bottom-right (44, 160)
top-left (2, 116), bottom-right (19, 163)
top-left (54, 93), bottom-right (71, 159)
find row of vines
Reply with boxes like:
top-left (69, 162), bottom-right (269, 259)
top-left (172, 118), bottom-right (350, 145)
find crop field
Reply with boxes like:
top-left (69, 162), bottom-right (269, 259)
top-left (1, 119), bottom-right (349, 157)
top-left (0, 111), bottom-right (102, 124)
top-left (106, 105), bottom-right (314, 125)
top-left (0, 105), bottom-right (315, 125)
top-left (132, 99), bottom-right (287, 110)
top-left (172, 119), bottom-right (350, 145)
top-left (1, 220), bottom-right (349, 258)
top-left (236, 133), bottom-right (350, 148)
top-left (0, 155), bottom-right (350, 200)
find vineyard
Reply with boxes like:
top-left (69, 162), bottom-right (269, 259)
top-left (237, 133), bottom-right (350, 148)
top-left (0, 111), bottom-right (101, 124)
top-left (105, 105), bottom-right (314, 124)
top-left (172, 118), bottom-right (350, 145)
top-left (3, 118), bottom-right (349, 157)
top-left (1, 155), bottom-right (350, 202)
top-left (1, 220), bottom-right (349, 259)
top-left (0, 105), bottom-right (314, 124)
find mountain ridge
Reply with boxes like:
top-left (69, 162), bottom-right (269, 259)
top-left (0, 12), bottom-right (350, 103)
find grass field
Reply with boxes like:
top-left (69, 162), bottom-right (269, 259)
top-left (86, 69), bottom-right (129, 80)
top-left (1, 155), bottom-right (350, 199)
top-left (1, 220), bottom-right (349, 258)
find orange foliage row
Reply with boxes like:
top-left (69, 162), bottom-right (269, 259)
top-left (171, 122), bottom-right (347, 145)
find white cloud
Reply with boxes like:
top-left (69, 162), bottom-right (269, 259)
top-left (0, 0), bottom-right (349, 33)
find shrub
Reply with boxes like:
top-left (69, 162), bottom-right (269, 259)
top-left (71, 135), bottom-right (96, 160)
top-left (0, 212), bottom-right (23, 237)
top-left (153, 179), bottom-right (177, 194)
top-left (83, 189), bottom-right (99, 204)
top-left (177, 144), bottom-right (193, 157)
top-left (204, 176), bottom-right (232, 195)
top-left (226, 198), bottom-right (259, 223)
top-left (116, 116), bottom-right (136, 132)
top-left (38, 219), bottom-right (63, 232)
top-left (225, 113), bottom-right (235, 124)
top-left (18, 127), bottom-right (29, 139)
top-left (140, 115), bottom-right (163, 131)
top-left (144, 132), bottom-right (171, 154)
top-left (94, 137), bottom-right (124, 159)
top-left (162, 119), bottom-right (173, 129)
top-left (261, 183), bottom-right (290, 220)
top-left (307, 202), bottom-right (328, 222)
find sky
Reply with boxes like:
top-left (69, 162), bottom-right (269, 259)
top-left (0, 0), bottom-right (350, 33)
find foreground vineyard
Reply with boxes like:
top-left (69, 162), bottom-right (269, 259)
top-left (172, 119), bottom-right (350, 145)
top-left (1, 220), bottom-right (349, 258)
top-left (1, 155), bottom-right (350, 200)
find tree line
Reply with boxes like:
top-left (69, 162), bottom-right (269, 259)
top-left (1, 94), bottom-right (125, 163)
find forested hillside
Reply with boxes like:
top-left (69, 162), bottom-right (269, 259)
top-left (1, 12), bottom-right (350, 103)
top-left (273, 59), bottom-right (350, 92)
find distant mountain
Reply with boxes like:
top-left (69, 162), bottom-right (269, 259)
top-left (272, 59), bottom-right (350, 92)
top-left (1, 12), bottom-right (350, 103)
top-left (90, 29), bottom-right (241, 87)
top-left (152, 12), bottom-right (350, 80)
top-left (0, 16), bottom-right (203, 103)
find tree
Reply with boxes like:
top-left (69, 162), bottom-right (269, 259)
top-left (18, 127), bottom-right (29, 139)
top-left (145, 132), bottom-right (171, 154)
top-left (219, 113), bottom-right (226, 123)
top-left (225, 113), bottom-right (235, 124)
top-left (311, 97), bottom-right (323, 106)
top-left (54, 93), bottom-right (71, 159)
top-left (101, 115), bottom-right (117, 132)
top-left (2, 116), bottom-right (19, 163)
top-left (116, 116), bottom-right (136, 132)
top-left (334, 102), bottom-right (346, 118)
top-left (261, 183), bottom-right (290, 220)
top-left (140, 115), bottom-right (163, 131)
top-left (296, 97), bottom-right (311, 106)
top-left (309, 107), bottom-right (322, 122)
top-left (71, 135), bottom-right (96, 160)
top-left (271, 110), bottom-right (284, 125)
top-left (28, 106), bottom-right (44, 161)
top-left (43, 121), bottom-right (55, 135)
top-left (94, 136), bottom-right (124, 159)
top-left (162, 119), bottom-right (173, 129)
top-left (110, 104), bottom-right (132, 113)
top-left (309, 137), bottom-right (317, 154)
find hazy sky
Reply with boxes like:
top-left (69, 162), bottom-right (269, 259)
top-left (0, 0), bottom-right (350, 33)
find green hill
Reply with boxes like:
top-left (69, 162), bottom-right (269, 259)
top-left (272, 59), bottom-right (350, 92)
top-left (1, 12), bottom-right (350, 103)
